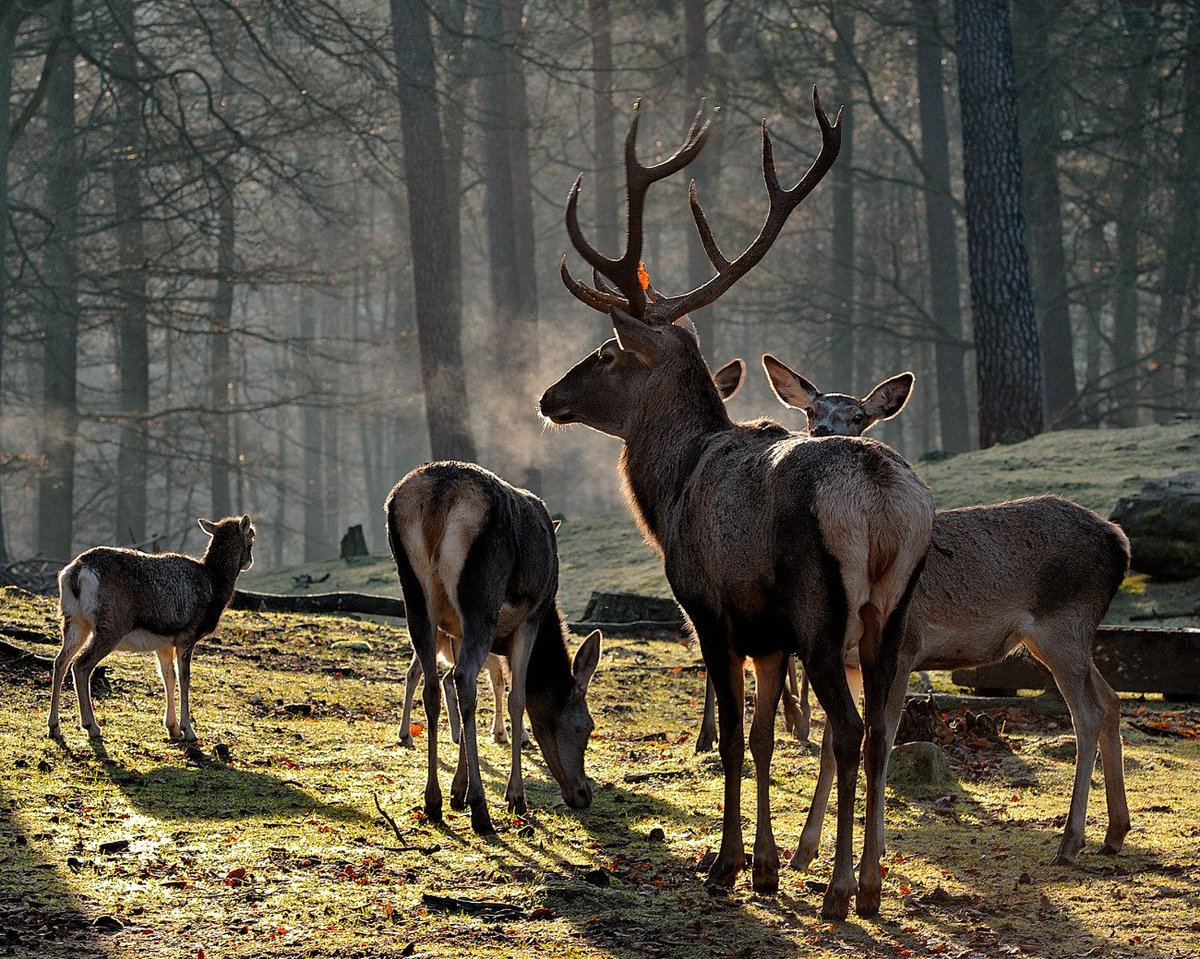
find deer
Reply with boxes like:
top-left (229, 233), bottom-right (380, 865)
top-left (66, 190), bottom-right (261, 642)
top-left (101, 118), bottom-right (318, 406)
top-left (537, 90), bottom-right (935, 919)
top-left (384, 461), bottom-right (601, 835)
top-left (763, 357), bottom-right (1132, 867)
top-left (49, 515), bottom-right (256, 742)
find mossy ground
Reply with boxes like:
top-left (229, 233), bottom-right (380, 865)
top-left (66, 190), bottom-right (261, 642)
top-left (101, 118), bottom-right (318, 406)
top-left (3, 587), bottom-right (1200, 959)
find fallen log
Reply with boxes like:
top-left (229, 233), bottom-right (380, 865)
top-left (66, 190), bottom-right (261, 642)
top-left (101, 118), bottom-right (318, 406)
top-left (229, 589), bottom-right (406, 619)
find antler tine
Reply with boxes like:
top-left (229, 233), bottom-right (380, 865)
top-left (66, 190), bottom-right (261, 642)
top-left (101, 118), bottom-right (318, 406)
top-left (592, 268), bottom-right (622, 298)
top-left (560, 256), bottom-right (629, 313)
top-left (648, 86), bottom-right (842, 324)
top-left (565, 175), bottom-right (622, 279)
top-left (688, 179), bottom-right (730, 271)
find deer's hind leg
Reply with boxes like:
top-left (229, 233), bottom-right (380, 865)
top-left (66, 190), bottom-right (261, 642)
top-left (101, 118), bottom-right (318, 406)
top-left (49, 617), bottom-right (91, 739)
top-left (749, 650), bottom-right (788, 893)
top-left (449, 610), bottom-right (499, 835)
top-left (70, 623), bottom-right (122, 738)
top-left (398, 652), bottom-right (423, 747)
top-left (155, 647), bottom-right (181, 739)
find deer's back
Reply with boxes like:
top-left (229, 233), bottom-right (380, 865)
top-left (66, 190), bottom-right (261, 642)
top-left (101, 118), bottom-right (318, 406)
top-left (913, 496), bottom-right (1130, 668)
top-left (386, 461), bottom-right (558, 638)
top-left (66, 547), bottom-right (214, 636)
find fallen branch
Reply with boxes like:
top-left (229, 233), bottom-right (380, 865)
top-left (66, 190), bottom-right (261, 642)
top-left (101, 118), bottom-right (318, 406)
top-left (623, 770), bottom-right (687, 784)
top-left (373, 793), bottom-right (441, 855)
top-left (230, 589), bottom-right (406, 619)
top-left (374, 792), bottom-right (404, 840)
top-left (421, 893), bottom-right (526, 920)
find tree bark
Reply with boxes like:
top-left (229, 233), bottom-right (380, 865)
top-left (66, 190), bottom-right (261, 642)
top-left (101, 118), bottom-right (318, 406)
top-left (299, 286), bottom-right (324, 562)
top-left (210, 181), bottom-right (234, 517)
top-left (0, 8), bottom-right (19, 564)
top-left (914, 0), bottom-right (971, 453)
top-left (37, 0), bottom-right (80, 560)
top-left (1151, 4), bottom-right (1200, 413)
top-left (111, 0), bottom-right (149, 543)
top-left (1012, 0), bottom-right (1076, 425)
top-left (389, 0), bottom-right (475, 462)
top-left (1111, 0), bottom-right (1158, 426)
top-left (829, 12), bottom-right (856, 387)
top-left (586, 0), bottom-right (619, 256)
top-left (953, 0), bottom-right (1043, 447)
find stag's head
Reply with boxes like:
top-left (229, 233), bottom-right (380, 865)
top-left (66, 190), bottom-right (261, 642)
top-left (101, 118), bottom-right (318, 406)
top-left (762, 355), bottom-right (914, 437)
top-left (539, 91), bottom-right (842, 438)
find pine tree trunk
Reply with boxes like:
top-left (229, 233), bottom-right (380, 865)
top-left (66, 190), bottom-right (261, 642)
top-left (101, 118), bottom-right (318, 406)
top-left (1112, 0), bottom-right (1157, 426)
top-left (1013, 0), bottom-right (1076, 425)
top-left (914, 0), bottom-right (971, 453)
top-left (38, 0), bottom-right (80, 560)
top-left (586, 0), bottom-right (619, 256)
top-left (1151, 4), bottom-right (1200, 414)
top-left (210, 182), bottom-right (234, 517)
top-left (829, 12), bottom-right (856, 387)
top-left (954, 0), bottom-right (1043, 447)
top-left (389, 0), bottom-right (475, 462)
top-left (111, 0), bottom-right (149, 543)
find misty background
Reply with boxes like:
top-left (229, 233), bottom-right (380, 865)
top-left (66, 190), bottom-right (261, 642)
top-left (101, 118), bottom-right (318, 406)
top-left (1, 0), bottom-right (1197, 569)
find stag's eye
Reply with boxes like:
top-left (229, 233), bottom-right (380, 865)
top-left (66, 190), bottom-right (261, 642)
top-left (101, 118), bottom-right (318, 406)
top-left (853, 413), bottom-right (865, 424)
top-left (597, 351), bottom-right (615, 368)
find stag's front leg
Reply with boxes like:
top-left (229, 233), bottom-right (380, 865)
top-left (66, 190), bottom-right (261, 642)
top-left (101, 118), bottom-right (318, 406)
top-left (805, 649), bottom-right (863, 921)
top-left (696, 676), bottom-right (718, 753)
top-left (703, 637), bottom-right (747, 889)
top-left (749, 651), bottom-right (787, 893)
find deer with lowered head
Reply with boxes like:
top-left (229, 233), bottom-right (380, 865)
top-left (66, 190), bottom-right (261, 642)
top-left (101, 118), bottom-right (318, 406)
top-left (49, 515), bottom-right (256, 742)
top-left (538, 91), bottom-right (934, 919)
top-left (385, 461), bottom-right (601, 835)
top-left (762, 357), bottom-right (1132, 866)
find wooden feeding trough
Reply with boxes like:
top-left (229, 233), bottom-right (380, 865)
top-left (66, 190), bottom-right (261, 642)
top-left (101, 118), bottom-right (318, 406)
top-left (951, 626), bottom-right (1200, 699)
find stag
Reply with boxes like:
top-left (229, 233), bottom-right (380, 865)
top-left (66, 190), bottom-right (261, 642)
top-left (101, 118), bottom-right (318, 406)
top-left (538, 92), bottom-right (934, 919)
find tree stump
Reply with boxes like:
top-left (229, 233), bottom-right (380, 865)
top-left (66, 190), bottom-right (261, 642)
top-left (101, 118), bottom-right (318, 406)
top-left (340, 524), bottom-right (370, 562)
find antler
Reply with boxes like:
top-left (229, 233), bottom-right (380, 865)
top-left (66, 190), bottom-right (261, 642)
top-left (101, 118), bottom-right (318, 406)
top-left (645, 87), bottom-right (842, 324)
top-left (562, 100), bottom-right (712, 319)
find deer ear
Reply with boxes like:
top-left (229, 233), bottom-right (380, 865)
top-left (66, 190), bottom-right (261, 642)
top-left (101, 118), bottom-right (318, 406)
top-left (862, 371), bottom-right (915, 421)
top-left (762, 354), bottom-right (820, 413)
top-left (240, 514), bottom-right (252, 531)
top-left (611, 308), bottom-right (660, 367)
top-left (672, 315), bottom-right (700, 344)
top-left (552, 519), bottom-right (561, 532)
top-left (713, 359), bottom-right (745, 401)
top-left (572, 630), bottom-right (602, 691)
top-left (198, 518), bottom-right (217, 536)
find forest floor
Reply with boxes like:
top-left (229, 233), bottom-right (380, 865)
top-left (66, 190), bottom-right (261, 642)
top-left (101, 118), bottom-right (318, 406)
top-left (2, 587), bottom-right (1199, 959)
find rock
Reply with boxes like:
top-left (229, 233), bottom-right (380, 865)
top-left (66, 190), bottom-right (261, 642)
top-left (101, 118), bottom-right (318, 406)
top-left (1111, 470), bottom-right (1200, 579)
top-left (98, 839), bottom-right (130, 855)
top-left (648, 826), bottom-right (666, 843)
top-left (887, 741), bottom-right (956, 796)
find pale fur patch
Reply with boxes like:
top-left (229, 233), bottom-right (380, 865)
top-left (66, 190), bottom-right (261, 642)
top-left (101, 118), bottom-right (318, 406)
top-left (59, 565), bottom-right (101, 624)
top-left (115, 629), bottom-right (177, 654)
top-left (437, 499), bottom-right (486, 621)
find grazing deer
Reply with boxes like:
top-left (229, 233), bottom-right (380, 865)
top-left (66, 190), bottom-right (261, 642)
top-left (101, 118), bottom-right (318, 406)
top-left (538, 92), bottom-right (934, 919)
top-left (398, 636), bottom-right (521, 748)
top-left (764, 358), bottom-right (1132, 866)
top-left (385, 461), bottom-right (601, 835)
top-left (49, 515), bottom-right (256, 742)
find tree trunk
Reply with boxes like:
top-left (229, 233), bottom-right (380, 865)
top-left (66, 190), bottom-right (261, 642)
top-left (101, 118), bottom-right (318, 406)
top-left (1111, 0), bottom-right (1157, 426)
top-left (586, 0), bottom-right (619, 256)
top-left (389, 0), bottom-right (475, 462)
top-left (682, 0), bottom-right (716, 359)
top-left (38, 0), bottom-right (80, 560)
top-left (299, 287), bottom-right (324, 563)
top-left (1012, 0), bottom-right (1076, 426)
top-left (0, 8), bottom-right (20, 564)
top-left (914, 0), bottom-right (971, 453)
top-left (210, 182), bottom-right (234, 517)
top-left (953, 0), bottom-right (1043, 447)
top-left (111, 0), bottom-right (149, 543)
top-left (1151, 4), bottom-right (1200, 414)
top-left (829, 12), bottom-right (856, 387)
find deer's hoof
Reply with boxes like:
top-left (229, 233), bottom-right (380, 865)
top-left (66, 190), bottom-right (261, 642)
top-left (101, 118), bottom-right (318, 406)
top-left (855, 883), bottom-right (881, 917)
top-left (820, 886), bottom-right (853, 922)
top-left (493, 729), bottom-right (509, 745)
top-left (788, 843), bottom-right (818, 871)
top-left (82, 723), bottom-right (102, 739)
top-left (695, 733), bottom-right (716, 754)
top-left (505, 790), bottom-right (527, 815)
top-left (470, 804), bottom-right (495, 835)
top-left (752, 858), bottom-right (779, 894)
top-left (705, 855), bottom-right (743, 889)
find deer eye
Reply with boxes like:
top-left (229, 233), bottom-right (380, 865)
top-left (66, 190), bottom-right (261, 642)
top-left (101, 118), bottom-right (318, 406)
top-left (597, 351), bottom-right (615, 367)
top-left (852, 413), bottom-right (865, 424)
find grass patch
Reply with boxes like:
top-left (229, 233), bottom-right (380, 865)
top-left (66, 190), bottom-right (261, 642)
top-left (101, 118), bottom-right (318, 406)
top-left (3, 588), bottom-right (1200, 958)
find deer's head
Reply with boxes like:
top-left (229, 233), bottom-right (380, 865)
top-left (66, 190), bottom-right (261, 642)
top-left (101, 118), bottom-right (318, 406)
top-left (539, 92), bottom-right (842, 439)
top-left (763, 354), bottom-right (914, 437)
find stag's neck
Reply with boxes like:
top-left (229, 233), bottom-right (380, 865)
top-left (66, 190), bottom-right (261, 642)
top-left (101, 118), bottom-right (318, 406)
top-left (620, 359), bottom-right (732, 552)
top-left (525, 603), bottom-right (573, 703)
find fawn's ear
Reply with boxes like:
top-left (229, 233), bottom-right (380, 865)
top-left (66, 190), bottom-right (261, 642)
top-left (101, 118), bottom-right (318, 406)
top-left (573, 630), bottom-right (602, 692)
top-left (713, 359), bottom-right (746, 401)
top-left (198, 518), bottom-right (218, 536)
top-left (240, 514), bottom-right (252, 532)
top-left (611, 308), bottom-right (662, 367)
top-left (762, 354), bottom-right (820, 413)
top-left (862, 371), bottom-right (915, 422)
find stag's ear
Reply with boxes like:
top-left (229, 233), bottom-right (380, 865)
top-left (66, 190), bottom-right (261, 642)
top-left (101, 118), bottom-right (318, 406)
top-left (573, 630), bottom-right (602, 692)
top-left (672, 315), bottom-right (700, 344)
top-left (611, 308), bottom-right (660, 367)
top-left (240, 514), bottom-right (252, 531)
top-left (198, 518), bottom-right (217, 536)
top-left (713, 359), bottom-right (746, 401)
top-left (552, 519), bottom-right (561, 532)
top-left (762, 354), bottom-right (820, 413)
top-left (862, 371), bottom-right (915, 422)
